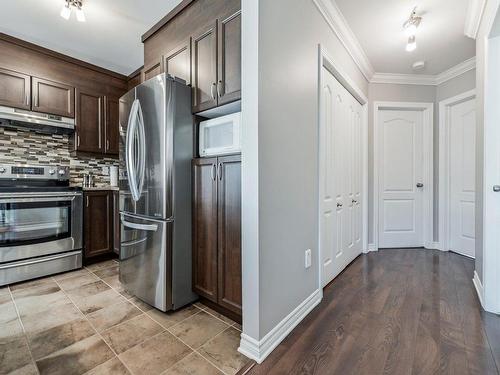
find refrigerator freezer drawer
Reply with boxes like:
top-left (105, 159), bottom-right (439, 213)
top-left (119, 213), bottom-right (172, 311)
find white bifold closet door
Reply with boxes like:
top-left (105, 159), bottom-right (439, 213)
top-left (320, 67), bottom-right (363, 287)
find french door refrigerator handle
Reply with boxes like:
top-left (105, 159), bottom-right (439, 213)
top-left (122, 219), bottom-right (158, 232)
top-left (136, 100), bottom-right (146, 198)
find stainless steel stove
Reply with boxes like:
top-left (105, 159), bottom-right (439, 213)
top-left (0, 164), bottom-right (83, 285)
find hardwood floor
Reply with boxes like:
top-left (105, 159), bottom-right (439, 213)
top-left (245, 249), bottom-right (500, 375)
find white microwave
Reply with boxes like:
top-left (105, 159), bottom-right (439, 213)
top-left (199, 112), bottom-right (241, 157)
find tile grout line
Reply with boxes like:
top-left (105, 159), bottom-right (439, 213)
top-left (7, 284), bottom-right (41, 375)
top-left (88, 263), bottom-right (244, 375)
top-left (161, 325), bottom-right (231, 375)
top-left (52, 276), bottom-right (136, 375)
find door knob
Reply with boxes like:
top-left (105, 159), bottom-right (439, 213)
top-left (337, 203), bottom-right (343, 208)
top-left (352, 199), bottom-right (358, 204)
top-left (493, 185), bottom-right (500, 192)
top-left (416, 183), bottom-right (424, 188)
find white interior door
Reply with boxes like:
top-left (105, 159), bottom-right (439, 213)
top-left (320, 67), bottom-right (363, 287)
top-left (378, 109), bottom-right (424, 248)
top-left (449, 98), bottom-right (476, 257)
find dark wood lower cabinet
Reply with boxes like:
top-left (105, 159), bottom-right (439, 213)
top-left (192, 157), bottom-right (219, 302)
top-left (192, 155), bottom-right (241, 317)
top-left (84, 191), bottom-right (113, 259)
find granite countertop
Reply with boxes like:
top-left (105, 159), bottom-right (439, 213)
top-left (79, 186), bottom-right (119, 191)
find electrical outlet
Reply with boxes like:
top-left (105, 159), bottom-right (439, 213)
top-left (102, 166), bottom-right (109, 176)
top-left (305, 249), bottom-right (312, 269)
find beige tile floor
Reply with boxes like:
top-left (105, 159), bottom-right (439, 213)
top-left (0, 259), bottom-right (250, 375)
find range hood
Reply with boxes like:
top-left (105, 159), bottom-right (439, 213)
top-left (0, 105), bottom-right (75, 135)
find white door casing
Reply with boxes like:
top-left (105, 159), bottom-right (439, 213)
top-left (320, 66), bottom-right (363, 287)
top-left (373, 102), bottom-right (433, 251)
top-left (378, 109), bottom-right (424, 248)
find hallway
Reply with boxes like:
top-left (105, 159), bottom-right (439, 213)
top-left (245, 249), bottom-right (500, 374)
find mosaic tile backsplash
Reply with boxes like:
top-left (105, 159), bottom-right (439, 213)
top-left (0, 127), bottom-right (119, 186)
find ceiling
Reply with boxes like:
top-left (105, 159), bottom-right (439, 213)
top-left (335, 0), bottom-right (476, 75)
top-left (0, 0), bottom-right (183, 76)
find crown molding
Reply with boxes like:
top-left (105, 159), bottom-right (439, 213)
top-left (464, 0), bottom-right (486, 39)
top-left (371, 57), bottom-right (476, 86)
top-left (435, 57), bottom-right (476, 84)
top-left (371, 72), bottom-right (436, 86)
top-left (312, 0), bottom-right (375, 81)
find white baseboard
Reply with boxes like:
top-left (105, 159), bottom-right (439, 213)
top-left (473, 270), bottom-right (485, 309)
top-left (367, 243), bottom-right (378, 252)
top-left (427, 242), bottom-right (443, 250)
top-left (238, 289), bottom-right (322, 364)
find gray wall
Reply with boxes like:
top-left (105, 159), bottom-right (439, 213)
top-left (257, 0), bottom-right (368, 338)
top-left (367, 70), bottom-right (476, 245)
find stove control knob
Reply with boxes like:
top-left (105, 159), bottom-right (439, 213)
top-left (0, 167), bottom-right (5, 173)
top-left (48, 169), bottom-right (55, 175)
top-left (58, 169), bottom-right (66, 176)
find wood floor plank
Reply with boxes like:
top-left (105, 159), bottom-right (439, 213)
top-left (246, 249), bottom-right (500, 375)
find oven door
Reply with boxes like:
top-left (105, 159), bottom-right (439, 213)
top-left (0, 193), bottom-right (83, 263)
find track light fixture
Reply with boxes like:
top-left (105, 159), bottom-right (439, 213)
top-left (60, 0), bottom-right (86, 22)
top-left (403, 7), bottom-right (421, 51)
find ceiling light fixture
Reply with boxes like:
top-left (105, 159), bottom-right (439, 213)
top-left (403, 7), bottom-right (421, 52)
top-left (60, 0), bottom-right (86, 22)
top-left (406, 35), bottom-right (417, 52)
top-left (403, 7), bottom-right (422, 37)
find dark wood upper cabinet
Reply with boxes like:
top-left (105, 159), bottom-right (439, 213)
top-left (75, 89), bottom-right (119, 158)
top-left (164, 38), bottom-right (191, 85)
top-left (75, 88), bottom-right (103, 154)
top-left (217, 155), bottom-right (242, 315)
top-left (32, 77), bottom-right (74, 118)
top-left (192, 157), bottom-right (219, 302)
top-left (0, 67), bottom-right (31, 110)
top-left (84, 191), bottom-right (113, 259)
top-left (105, 97), bottom-right (119, 155)
top-left (191, 22), bottom-right (218, 113)
top-left (217, 10), bottom-right (241, 105)
top-left (142, 58), bottom-right (164, 82)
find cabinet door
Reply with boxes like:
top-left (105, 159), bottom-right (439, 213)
top-left (105, 97), bottom-right (119, 156)
top-left (217, 10), bottom-right (241, 105)
top-left (84, 191), bottom-right (113, 258)
top-left (0, 68), bottom-right (30, 110)
top-left (164, 39), bottom-right (191, 86)
top-left (75, 89), bottom-right (103, 154)
top-left (142, 58), bottom-right (164, 82)
top-left (32, 77), bottom-right (74, 117)
top-left (191, 22), bottom-right (218, 113)
top-left (113, 191), bottom-right (120, 255)
top-left (192, 158), bottom-right (218, 302)
top-left (217, 155), bottom-right (242, 315)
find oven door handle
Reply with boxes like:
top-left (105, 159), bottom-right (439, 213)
top-left (0, 196), bottom-right (76, 204)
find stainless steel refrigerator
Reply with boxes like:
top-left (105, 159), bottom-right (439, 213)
top-left (118, 73), bottom-right (196, 311)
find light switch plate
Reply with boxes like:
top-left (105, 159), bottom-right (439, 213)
top-left (305, 249), bottom-right (312, 269)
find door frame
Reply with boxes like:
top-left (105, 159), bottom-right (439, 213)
top-left (438, 89), bottom-right (476, 253)
top-left (373, 101), bottom-right (434, 250)
top-left (317, 44), bottom-right (369, 292)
